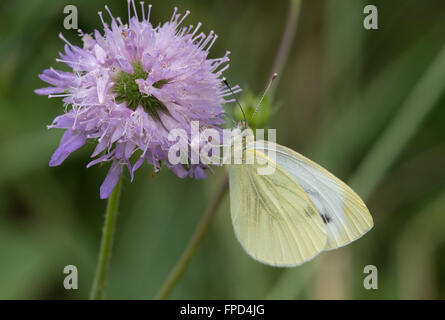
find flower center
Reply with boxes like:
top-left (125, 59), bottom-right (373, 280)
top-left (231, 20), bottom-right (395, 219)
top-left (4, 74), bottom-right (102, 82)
top-left (112, 62), bottom-right (168, 118)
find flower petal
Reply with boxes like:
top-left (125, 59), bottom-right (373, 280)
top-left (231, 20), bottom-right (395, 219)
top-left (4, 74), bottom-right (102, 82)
top-left (100, 161), bottom-right (123, 199)
top-left (94, 44), bottom-right (107, 64)
top-left (86, 153), bottom-right (112, 168)
top-left (49, 129), bottom-right (87, 167)
top-left (170, 164), bottom-right (188, 179)
top-left (96, 71), bottom-right (110, 104)
top-left (130, 157), bottom-right (145, 181)
top-left (34, 87), bottom-right (66, 95)
top-left (116, 56), bottom-right (134, 74)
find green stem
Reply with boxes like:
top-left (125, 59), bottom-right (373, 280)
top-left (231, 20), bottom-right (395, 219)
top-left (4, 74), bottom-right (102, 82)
top-left (89, 173), bottom-right (123, 300)
top-left (269, 0), bottom-right (302, 96)
top-left (155, 175), bottom-right (229, 300)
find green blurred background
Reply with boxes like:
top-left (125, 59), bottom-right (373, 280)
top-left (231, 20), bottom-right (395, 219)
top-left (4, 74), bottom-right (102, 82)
top-left (1, 0), bottom-right (445, 299)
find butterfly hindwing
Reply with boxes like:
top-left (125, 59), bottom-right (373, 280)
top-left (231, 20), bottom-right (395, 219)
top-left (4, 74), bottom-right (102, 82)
top-left (229, 148), bottom-right (327, 267)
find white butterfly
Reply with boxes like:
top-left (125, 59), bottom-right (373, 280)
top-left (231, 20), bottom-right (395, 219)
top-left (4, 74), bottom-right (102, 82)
top-left (227, 125), bottom-right (373, 267)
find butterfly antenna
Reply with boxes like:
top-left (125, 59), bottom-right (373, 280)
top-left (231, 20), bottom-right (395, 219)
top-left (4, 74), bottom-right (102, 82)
top-left (248, 73), bottom-right (278, 124)
top-left (223, 77), bottom-right (246, 124)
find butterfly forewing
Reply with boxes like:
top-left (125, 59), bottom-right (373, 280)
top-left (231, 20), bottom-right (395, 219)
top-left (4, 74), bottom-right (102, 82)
top-left (254, 141), bottom-right (373, 250)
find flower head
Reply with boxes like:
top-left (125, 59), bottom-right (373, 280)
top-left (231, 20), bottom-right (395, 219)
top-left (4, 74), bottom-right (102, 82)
top-left (36, 2), bottom-right (240, 199)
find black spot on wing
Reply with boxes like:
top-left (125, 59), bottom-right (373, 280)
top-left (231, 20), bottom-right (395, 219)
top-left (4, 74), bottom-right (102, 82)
top-left (321, 214), bottom-right (332, 224)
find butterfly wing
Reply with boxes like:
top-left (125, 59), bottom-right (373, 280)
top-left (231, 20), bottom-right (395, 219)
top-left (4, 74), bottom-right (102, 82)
top-left (254, 141), bottom-right (373, 250)
top-left (228, 148), bottom-right (327, 267)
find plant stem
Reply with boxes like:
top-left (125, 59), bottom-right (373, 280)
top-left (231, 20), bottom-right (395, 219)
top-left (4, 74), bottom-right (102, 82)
top-left (155, 175), bottom-right (229, 300)
top-left (269, 0), bottom-right (302, 95)
top-left (89, 173), bottom-right (123, 300)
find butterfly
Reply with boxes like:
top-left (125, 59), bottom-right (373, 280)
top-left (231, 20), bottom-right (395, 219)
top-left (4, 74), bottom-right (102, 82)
top-left (224, 76), bottom-right (373, 267)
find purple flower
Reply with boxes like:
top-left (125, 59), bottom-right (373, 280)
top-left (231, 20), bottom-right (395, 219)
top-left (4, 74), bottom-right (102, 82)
top-left (36, 2), bottom-right (240, 199)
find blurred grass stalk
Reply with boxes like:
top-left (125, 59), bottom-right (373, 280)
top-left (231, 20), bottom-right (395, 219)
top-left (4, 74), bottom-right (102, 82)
top-left (155, 0), bottom-right (302, 299)
top-left (348, 42), bottom-right (445, 199)
top-left (267, 39), bottom-right (445, 299)
top-left (396, 190), bottom-right (445, 299)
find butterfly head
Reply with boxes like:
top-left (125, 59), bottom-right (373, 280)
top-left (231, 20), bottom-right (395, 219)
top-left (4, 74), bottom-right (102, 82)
top-left (237, 120), bottom-right (249, 130)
